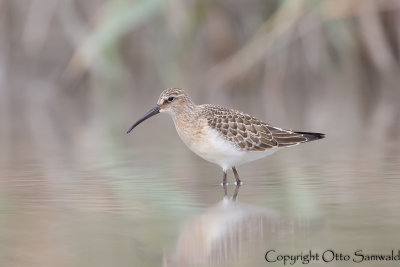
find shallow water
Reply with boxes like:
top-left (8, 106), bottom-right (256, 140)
top-left (1, 132), bottom-right (400, 267)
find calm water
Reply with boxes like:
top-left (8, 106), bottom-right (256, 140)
top-left (1, 132), bottom-right (400, 267)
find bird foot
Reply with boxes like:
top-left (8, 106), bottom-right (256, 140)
top-left (234, 181), bottom-right (243, 186)
top-left (220, 182), bottom-right (229, 186)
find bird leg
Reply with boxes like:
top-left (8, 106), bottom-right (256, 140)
top-left (232, 167), bottom-right (242, 185)
top-left (222, 171), bottom-right (227, 186)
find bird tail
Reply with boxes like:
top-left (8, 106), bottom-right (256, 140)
top-left (294, 131), bottom-right (325, 142)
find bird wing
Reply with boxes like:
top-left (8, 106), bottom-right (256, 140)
top-left (203, 105), bottom-right (309, 151)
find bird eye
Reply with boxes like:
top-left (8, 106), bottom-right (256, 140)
top-left (167, 96), bottom-right (175, 102)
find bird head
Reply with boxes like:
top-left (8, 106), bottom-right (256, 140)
top-left (127, 88), bottom-right (194, 133)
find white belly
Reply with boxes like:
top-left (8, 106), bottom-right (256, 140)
top-left (178, 125), bottom-right (279, 171)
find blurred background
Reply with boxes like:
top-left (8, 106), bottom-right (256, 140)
top-left (1, 0), bottom-right (400, 266)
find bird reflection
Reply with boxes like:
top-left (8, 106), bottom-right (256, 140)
top-left (165, 185), bottom-right (308, 267)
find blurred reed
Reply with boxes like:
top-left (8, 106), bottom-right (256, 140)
top-left (0, 0), bottom-right (400, 164)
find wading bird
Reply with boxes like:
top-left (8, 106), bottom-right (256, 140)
top-left (127, 88), bottom-right (325, 185)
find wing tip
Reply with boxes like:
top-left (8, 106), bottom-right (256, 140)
top-left (295, 131), bottom-right (326, 142)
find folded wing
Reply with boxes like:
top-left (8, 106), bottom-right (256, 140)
top-left (203, 105), bottom-right (324, 152)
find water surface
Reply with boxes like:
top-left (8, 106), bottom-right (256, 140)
top-left (1, 133), bottom-right (400, 267)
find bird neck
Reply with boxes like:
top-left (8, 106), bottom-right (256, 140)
top-left (172, 104), bottom-right (196, 124)
top-left (170, 101), bottom-right (200, 146)
top-left (172, 98), bottom-right (199, 140)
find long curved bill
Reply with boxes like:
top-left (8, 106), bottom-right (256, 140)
top-left (126, 105), bottom-right (160, 134)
